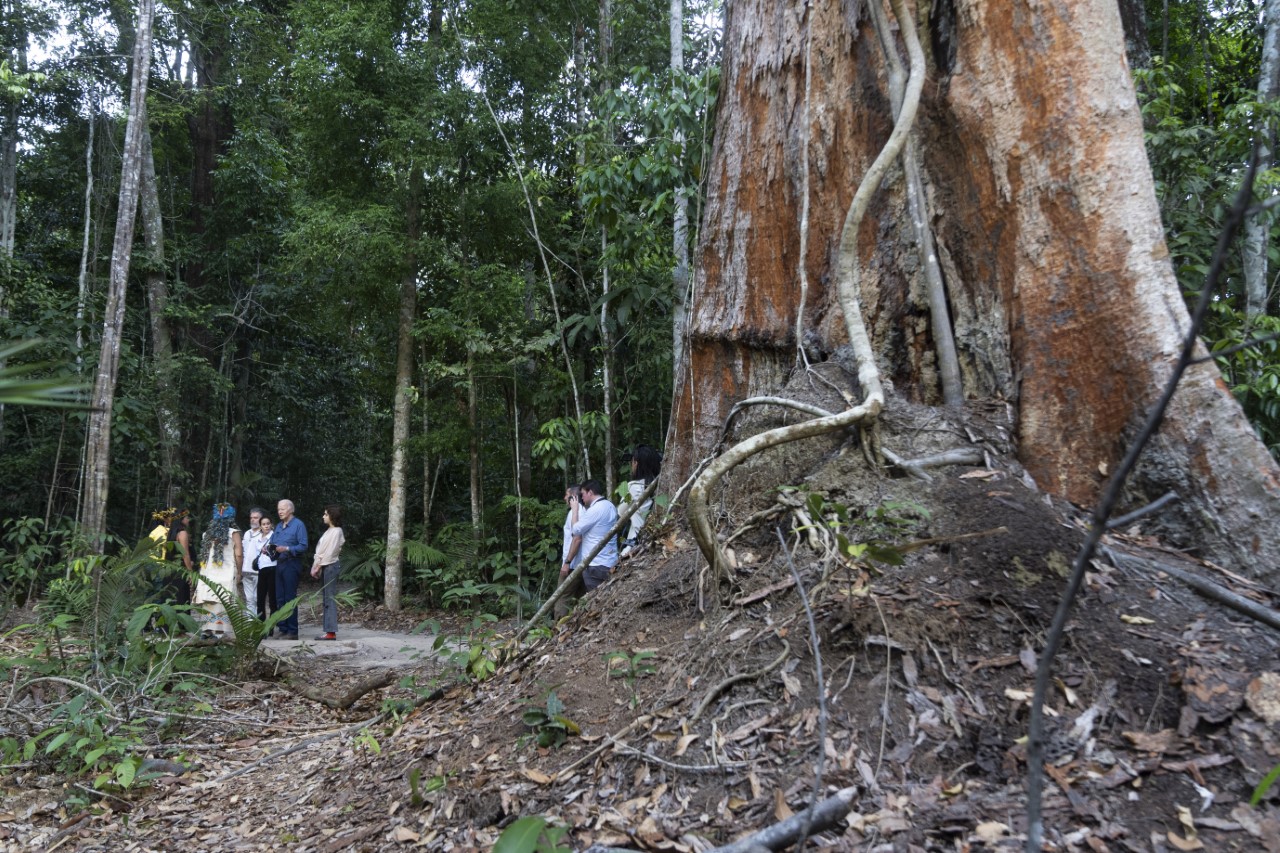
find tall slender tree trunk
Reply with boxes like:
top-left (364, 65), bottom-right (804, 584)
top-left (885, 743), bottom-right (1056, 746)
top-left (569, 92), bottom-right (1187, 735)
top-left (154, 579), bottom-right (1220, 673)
top-left (0, 10), bottom-right (28, 449)
top-left (140, 122), bottom-right (180, 503)
top-left (75, 108), bottom-right (96, 370)
top-left (1245, 0), bottom-right (1280, 319)
top-left (467, 350), bottom-right (482, 557)
top-left (81, 0), bottom-right (154, 552)
top-left (599, 0), bottom-right (616, 497)
top-left (384, 176), bottom-right (420, 613)
top-left (670, 0), bottom-right (691, 386)
top-left (669, 0), bottom-right (1280, 579)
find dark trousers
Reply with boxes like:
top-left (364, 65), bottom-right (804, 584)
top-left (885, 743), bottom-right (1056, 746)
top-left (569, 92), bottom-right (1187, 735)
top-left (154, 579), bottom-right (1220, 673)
top-left (274, 560), bottom-right (302, 634)
top-left (257, 565), bottom-right (278, 621)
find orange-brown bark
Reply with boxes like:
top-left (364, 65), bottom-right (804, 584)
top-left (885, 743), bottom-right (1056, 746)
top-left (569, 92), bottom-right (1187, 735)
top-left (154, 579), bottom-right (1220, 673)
top-left (667, 0), bottom-right (1280, 575)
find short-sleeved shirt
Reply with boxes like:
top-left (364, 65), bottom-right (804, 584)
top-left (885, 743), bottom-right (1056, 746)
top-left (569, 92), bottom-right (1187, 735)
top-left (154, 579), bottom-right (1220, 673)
top-left (242, 528), bottom-right (267, 573)
top-left (571, 497), bottom-right (619, 569)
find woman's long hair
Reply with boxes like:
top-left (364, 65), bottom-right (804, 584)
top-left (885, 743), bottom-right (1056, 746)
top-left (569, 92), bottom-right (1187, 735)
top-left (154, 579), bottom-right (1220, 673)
top-left (631, 445), bottom-right (662, 483)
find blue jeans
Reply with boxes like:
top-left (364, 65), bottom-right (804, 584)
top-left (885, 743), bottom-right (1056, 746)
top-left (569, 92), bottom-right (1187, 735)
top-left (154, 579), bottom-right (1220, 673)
top-left (275, 560), bottom-right (302, 634)
top-left (320, 561), bottom-right (341, 633)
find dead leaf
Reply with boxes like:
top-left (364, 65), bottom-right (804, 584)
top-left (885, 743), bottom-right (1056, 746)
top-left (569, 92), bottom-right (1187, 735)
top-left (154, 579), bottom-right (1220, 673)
top-left (1166, 831), bottom-right (1204, 851)
top-left (960, 469), bottom-right (999, 479)
top-left (392, 826), bottom-right (420, 843)
top-left (1245, 673), bottom-right (1280, 724)
top-left (773, 789), bottom-right (794, 821)
top-left (781, 671), bottom-right (802, 697)
top-left (1123, 729), bottom-right (1179, 753)
top-left (673, 735), bottom-right (699, 757)
top-left (974, 821), bottom-right (1010, 843)
top-left (1120, 614), bottom-right (1155, 625)
top-left (521, 768), bottom-right (554, 785)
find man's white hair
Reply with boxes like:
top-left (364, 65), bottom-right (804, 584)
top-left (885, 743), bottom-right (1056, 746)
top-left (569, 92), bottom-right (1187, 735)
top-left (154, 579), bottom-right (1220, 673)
top-left (278, 499), bottom-right (295, 513)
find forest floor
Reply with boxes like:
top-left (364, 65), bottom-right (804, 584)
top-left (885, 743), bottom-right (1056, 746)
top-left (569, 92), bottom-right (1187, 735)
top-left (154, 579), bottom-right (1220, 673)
top-left (4, 401), bottom-right (1280, 852)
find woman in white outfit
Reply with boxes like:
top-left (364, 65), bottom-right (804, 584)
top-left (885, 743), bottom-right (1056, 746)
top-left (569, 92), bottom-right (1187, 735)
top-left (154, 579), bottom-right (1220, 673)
top-left (193, 503), bottom-right (242, 638)
top-left (621, 445), bottom-right (662, 558)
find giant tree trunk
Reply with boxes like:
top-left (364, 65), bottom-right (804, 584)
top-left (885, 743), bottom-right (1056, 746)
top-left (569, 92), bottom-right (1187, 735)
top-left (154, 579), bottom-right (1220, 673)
top-left (667, 0), bottom-right (1280, 579)
top-left (81, 0), bottom-right (154, 551)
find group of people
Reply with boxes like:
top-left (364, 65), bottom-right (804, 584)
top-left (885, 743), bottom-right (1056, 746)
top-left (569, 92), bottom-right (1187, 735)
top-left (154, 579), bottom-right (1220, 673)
top-left (151, 498), bottom-right (346, 642)
top-left (555, 444), bottom-right (661, 615)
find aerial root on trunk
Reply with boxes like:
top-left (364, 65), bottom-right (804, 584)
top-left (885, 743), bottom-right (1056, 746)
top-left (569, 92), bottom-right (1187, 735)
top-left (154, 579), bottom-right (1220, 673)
top-left (687, 0), bottom-right (925, 606)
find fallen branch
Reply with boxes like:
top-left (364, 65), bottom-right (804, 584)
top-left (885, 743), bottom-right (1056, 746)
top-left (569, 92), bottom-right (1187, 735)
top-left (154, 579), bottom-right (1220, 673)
top-left (1106, 546), bottom-right (1280, 632)
top-left (1105, 490), bottom-right (1179, 530)
top-left (605, 735), bottom-right (748, 772)
top-left (288, 670), bottom-right (396, 710)
top-left (710, 785), bottom-right (858, 852)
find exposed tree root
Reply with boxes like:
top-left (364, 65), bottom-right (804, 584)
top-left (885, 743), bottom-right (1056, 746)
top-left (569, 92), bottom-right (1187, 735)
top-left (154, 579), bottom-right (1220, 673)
top-left (867, 0), bottom-right (963, 406)
top-left (690, 640), bottom-right (790, 723)
top-left (881, 446), bottom-right (983, 481)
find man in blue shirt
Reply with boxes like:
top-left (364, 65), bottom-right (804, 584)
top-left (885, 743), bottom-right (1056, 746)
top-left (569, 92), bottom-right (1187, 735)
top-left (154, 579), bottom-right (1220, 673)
top-left (271, 498), bottom-right (308, 640)
top-left (564, 479), bottom-right (619, 592)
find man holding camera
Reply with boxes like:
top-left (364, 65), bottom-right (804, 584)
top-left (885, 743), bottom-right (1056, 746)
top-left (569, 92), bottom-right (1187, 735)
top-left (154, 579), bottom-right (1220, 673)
top-left (563, 479), bottom-right (619, 593)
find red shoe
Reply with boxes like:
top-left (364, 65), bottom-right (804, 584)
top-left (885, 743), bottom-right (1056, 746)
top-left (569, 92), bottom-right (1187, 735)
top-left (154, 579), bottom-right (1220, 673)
top-left (314, 633), bottom-right (337, 641)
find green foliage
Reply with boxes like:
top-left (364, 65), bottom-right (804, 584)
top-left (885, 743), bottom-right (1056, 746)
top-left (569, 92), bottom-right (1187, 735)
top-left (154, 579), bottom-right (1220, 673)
top-left (1250, 762), bottom-right (1280, 806)
top-left (787, 488), bottom-right (929, 567)
top-left (0, 339), bottom-right (87, 408)
top-left (407, 766), bottom-right (448, 807)
top-left (190, 571), bottom-right (300, 670)
top-left (519, 688), bottom-right (580, 749)
top-left (433, 615), bottom-right (502, 682)
top-left (605, 648), bottom-right (656, 708)
top-left (1210, 307), bottom-right (1280, 454)
top-left (1137, 43), bottom-right (1280, 455)
top-left (0, 516), bottom-right (75, 606)
top-left (0, 541), bottom-right (229, 790)
top-left (494, 816), bottom-right (571, 853)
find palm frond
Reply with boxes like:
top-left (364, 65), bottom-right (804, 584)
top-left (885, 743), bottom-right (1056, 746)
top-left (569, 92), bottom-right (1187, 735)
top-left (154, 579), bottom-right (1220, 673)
top-left (0, 339), bottom-right (88, 408)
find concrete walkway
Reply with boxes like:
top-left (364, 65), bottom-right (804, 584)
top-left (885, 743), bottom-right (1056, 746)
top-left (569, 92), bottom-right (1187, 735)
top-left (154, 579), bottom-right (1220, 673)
top-left (259, 623), bottom-right (455, 670)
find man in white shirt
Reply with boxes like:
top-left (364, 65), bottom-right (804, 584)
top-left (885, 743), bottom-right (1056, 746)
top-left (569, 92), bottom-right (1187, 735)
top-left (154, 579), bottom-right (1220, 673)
top-left (563, 479), bottom-right (619, 592)
top-left (554, 486), bottom-right (583, 619)
top-left (240, 507), bottom-right (266, 609)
